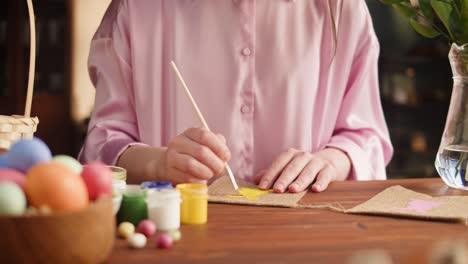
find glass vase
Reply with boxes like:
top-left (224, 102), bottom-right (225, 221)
top-left (435, 43), bottom-right (468, 190)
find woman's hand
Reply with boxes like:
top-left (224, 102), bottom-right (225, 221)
top-left (257, 148), bottom-right (351, 193)
top-left (159, 127), bottom-right (231, 184)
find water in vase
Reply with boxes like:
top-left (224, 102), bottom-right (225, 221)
top-left (436, 145), bottom-right (468, 190)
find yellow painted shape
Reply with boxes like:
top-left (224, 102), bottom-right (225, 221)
top-left (227, 187), bottom-right (273, 200)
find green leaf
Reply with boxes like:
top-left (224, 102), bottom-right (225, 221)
top-left (409, 17), bottom-right (441, 37)
top-left (462, 0), bottom-right (468, 11)
top-left (454, 16), bottom-right (468, 44)
top-left (393, 3), bottom-right (417, 18)
top-left (461, 0), bottom-right (468, 19)
top-left (419, 0), bottom-right (435, 20)
top-left (431, 0), bottom-right (454, 36)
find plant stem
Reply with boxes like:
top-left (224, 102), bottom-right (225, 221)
top-left (455, 152), bottom-right (466, 179)
top-left (415, 11), bottom-right (454, 42)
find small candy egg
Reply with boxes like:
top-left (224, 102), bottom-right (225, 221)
top-left (0, 168), bottom-right (26, 188)
top-left (6, 138), bottom-right (52, 172)
top-left (137, 220), bottom-right (157, 238)
top-left (0, 182), bottom-right (27, 216)
top-left (127, 233), bottom-right (147, 249)
top-left (169, 230), bottom-right (182, 242)
top-left (52, 155), bottom-right (83, 174)
top-left (25, 162), bottom-right (89, 212)
top-left (81, 161), bottom-right (113, 201)
top-left (118, 222), bottom-right (135, 239)
top-left (38, 205), bottom-right (52, 215)
top-left (156, 233), bottom-right (173, 249)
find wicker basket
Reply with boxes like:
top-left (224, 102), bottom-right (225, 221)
top-left (0, 115), bottom-right (39, 150)
top-left (0, 0), bottom-right (39, 151)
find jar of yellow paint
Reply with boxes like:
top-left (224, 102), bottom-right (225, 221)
top-left (176, 183), bottom-right (208, 224)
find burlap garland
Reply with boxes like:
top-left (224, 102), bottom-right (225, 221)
top-left (209, 177), bottom-right (468, 223)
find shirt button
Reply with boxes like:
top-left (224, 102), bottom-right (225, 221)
top-left (241, 47), bottom-right (252, 56)
top-left (240, 104), bottom-right (251, 114)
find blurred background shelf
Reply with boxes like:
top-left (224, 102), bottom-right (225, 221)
top-left (367, 0), bottom-right (452, 178)
top-left (0, 0), bottom-right (74, 155)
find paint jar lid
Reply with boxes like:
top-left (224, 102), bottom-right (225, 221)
top-left (141, 181), bottom-right (173, 189)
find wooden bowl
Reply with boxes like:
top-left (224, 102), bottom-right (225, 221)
top-left (0, 197), bottom-right (115, 264)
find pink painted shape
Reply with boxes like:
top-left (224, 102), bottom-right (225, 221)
top-left (394, 199), bottom-right (444, 214)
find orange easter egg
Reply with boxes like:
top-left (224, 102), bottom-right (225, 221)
top-left (25, 162), bottom-right (89, 212)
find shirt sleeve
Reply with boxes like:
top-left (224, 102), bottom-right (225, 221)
top-left (78, 0), bottom-right (147, 165)
top-left (325, 1), bottom-right (393, 181)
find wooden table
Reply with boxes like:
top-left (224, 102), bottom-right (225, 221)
top-left (108, 178), bottom-right (468, 263)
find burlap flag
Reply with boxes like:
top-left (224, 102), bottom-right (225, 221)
top-left (208, 176), bottom-right (307, 208)
top-left (346, 185), bottom-right (468, 222)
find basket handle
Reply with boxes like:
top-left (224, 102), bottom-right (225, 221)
top-left (25, 0), bottom-right (36, 118)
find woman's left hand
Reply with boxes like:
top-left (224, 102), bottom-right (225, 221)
top-left (257, 148), bottom-right (351, 193)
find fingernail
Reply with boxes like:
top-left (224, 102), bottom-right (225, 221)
top-left (314, 183), bottom-right (322, 192)
top-left (274, 184), bottom-right (284, 193)
top-left (259, 180), bottom-right (268, 189)
top-left (290, 183), bottom-right (298, 190)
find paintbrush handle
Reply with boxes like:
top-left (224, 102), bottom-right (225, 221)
top-left (170, 61), bottom-right (239, 190)
top-left (170, 61), bottom-right (210, 130)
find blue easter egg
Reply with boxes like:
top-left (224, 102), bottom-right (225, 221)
top-left (6, 138), bottom-right (52, 172)
top-left (0, 155), bottom-right (8, 168)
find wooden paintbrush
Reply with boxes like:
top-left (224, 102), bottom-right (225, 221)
top-left (170, 61), bottom-right (239, 191)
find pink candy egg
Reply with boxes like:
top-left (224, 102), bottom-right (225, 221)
top-left (0, 169), bottom-right (26, 188)
top-left (156, 233), bottom-right (173, 249)
top-left (81, 161), bottom-right (112, 201)
top-left (137, 220), bottom-right (157, 238)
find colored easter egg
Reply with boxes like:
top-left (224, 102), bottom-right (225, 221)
top-left (6, 138), bottom-right (52, 172)
top-left (0, 155), bottom-right (8, 168)
top-left (81, 161), bottom-right (113, 201)
top-left (128, 233), bottom-right (147, 249)
top-left (156, 233), bottom-right (173, 249)
top-left (118, 222), bottom-right (135, 239)
top-left (0, 182), bottom-right (27, 216)
top-left (25, 162), bottom-right (89, 212)
top-left (169, 229), bottom-right (182, 242)
top-left (0, 168), bottom-right (26, 188)
top-left (137, 220), bottom-right (157, 238)
top-left (52, 155), bottom-right (83, 174)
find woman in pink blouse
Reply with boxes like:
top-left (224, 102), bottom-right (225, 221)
top-left (79, 0), bottom-right (393, 193)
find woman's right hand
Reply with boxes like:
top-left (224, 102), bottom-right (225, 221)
top-left (160, 127), bottom-right (231, 184)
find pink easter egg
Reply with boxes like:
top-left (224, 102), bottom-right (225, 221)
top-left (137, 220), bottom-right (157, 238)
top-left (0, 169), bottom-right (26, 188)
top-left (156, 233), bottom-right (173, 249)
top-left (81, 161), bottom-right (112, 201)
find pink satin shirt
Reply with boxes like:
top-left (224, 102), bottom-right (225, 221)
top-left (79, 0), bottom-right (394, 182)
